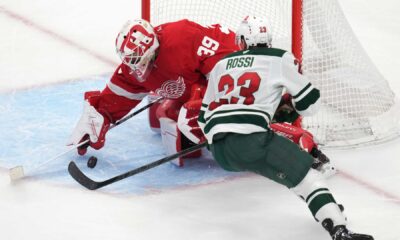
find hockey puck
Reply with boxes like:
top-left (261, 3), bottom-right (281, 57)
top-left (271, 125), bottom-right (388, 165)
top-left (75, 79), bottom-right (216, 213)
top-left (87, 156), bottom-right (98, 168)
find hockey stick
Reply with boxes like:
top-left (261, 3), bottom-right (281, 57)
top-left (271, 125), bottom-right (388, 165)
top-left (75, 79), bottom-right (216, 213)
top-left (9, 96), bottom-right (164, 181)
top-left (68, 142), bottom-right (207, 190)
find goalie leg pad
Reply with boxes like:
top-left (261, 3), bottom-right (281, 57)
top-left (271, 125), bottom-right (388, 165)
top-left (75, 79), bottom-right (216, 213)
top-left (156, 99), bottom-right (181, 121)
top-left (270, 122), bottom-right (316, 152)
top-left (159, 117), bottom-right (202, 167)
top-left (148, 92), bottom-right (163, 133)
top-left (159, 117), bottom-right (183, 166)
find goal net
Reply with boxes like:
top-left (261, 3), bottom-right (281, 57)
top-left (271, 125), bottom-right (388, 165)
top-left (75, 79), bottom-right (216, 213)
top-left (142, 0), bottom-right (400, 147)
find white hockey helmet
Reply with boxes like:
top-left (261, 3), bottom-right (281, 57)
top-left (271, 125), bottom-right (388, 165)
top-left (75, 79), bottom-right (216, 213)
top-left (115, 19), bottom-right (159, 81)
top-left (235, 16), bottom-right (272, 49)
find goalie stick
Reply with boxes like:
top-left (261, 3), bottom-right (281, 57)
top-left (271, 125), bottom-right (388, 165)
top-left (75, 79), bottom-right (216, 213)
top-left (9, 96), bottom-right (164, 181)
top-left (68, 142), bottom-right (207, 190)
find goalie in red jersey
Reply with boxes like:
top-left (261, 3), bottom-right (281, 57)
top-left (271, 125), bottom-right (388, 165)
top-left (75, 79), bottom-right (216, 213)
top-left (67, 18), bottom-right (240, 164)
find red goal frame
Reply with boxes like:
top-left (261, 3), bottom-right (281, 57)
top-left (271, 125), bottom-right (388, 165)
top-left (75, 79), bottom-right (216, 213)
top-left (141, 0), bottom-right (304, 63)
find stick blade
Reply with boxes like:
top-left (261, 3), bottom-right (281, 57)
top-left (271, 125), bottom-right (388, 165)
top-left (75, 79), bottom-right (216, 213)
top-left (9, 166), bottom-right (25, 181)
top-left (68, 161), bottom-right (101, 190)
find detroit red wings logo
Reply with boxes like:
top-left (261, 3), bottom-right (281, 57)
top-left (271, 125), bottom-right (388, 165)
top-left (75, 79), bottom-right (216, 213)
top-left (155, 76), bottom-right (186, 99)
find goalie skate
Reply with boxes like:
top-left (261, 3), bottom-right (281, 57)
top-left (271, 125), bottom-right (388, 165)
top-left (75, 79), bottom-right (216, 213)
top-left (310, 148), bottom-right (337, 178)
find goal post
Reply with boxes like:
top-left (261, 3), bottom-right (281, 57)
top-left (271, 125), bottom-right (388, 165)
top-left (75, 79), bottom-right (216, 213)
top-left (291, 0), bottom-right (303, 63)
top-left (141, 0), bottom-right (400, 148)
top-left (141, 0), bottom-right (150, 22)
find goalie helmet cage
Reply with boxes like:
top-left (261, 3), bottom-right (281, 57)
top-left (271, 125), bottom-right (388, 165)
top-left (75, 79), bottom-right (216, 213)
top-left (141, 0), bottom-right (400, 148)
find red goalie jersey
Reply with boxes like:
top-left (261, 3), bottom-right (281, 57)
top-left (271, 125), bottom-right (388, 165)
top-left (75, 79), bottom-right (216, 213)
top-left (96, 19), bottom-right (239, 122)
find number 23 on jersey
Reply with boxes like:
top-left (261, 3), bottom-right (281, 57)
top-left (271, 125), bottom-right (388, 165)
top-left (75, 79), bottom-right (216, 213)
top-left (208, 72), bottom-right (261, 111)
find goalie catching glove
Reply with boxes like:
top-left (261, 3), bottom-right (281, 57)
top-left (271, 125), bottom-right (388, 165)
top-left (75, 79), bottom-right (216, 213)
top-left (67, 91), bottom-right (112, 155)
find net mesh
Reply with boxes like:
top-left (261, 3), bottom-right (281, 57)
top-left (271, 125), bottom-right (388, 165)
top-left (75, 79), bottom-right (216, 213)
top-left (148, 0), bottom-right (400, 147)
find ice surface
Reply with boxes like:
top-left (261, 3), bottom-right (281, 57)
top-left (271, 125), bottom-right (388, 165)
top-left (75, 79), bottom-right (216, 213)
top-left (0, 77), bottom-right (246, 194)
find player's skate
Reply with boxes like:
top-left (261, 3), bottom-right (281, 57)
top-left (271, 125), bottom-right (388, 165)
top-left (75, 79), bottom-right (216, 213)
top-left (322, 219), bottom-right (374, 240)
top-left (310, 147), bottom-right (337, 178)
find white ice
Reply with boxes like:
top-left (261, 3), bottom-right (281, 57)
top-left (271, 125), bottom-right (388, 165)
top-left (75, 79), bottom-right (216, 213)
top-left (1, 0), bottom-right (400, 239)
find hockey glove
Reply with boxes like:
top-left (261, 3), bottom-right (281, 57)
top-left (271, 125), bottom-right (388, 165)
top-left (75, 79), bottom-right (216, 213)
top-left (67, 91), bottom-right (111, 155)
top-left (273, 93), bottom-right (301, 124)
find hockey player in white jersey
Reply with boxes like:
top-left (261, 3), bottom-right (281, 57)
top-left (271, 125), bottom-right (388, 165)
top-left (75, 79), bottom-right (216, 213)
top-left (198, 16), bottom-right (373, 240)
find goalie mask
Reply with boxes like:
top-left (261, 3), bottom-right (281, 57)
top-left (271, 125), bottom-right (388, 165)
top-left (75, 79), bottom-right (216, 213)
top-left (236, 16), bottom-right (272, 50)
top-left (115, 19), bottom-right (159, 82)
